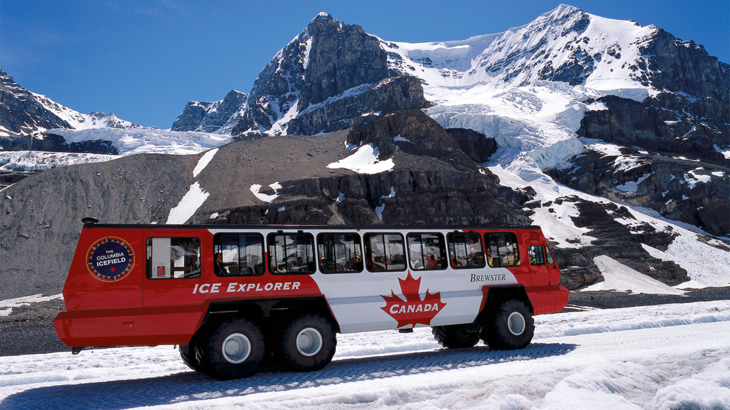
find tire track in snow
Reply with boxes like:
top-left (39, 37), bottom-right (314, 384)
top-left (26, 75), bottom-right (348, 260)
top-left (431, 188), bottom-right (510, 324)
top-left (0, 343), bottom-right (575, 409)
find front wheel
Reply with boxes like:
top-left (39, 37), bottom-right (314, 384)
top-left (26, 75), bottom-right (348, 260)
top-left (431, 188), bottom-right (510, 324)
top-left (200, 318), bottom-right (265, 380)
top-left (432, 324), bottom-right (481, 348)
top-left (481, 299), bottom-right (534, 350)
top-left (279, 313), bottom-right (336, 372)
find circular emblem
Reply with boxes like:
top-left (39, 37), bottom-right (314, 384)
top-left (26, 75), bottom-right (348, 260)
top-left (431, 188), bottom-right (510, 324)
top-left (86, 236), bottom-right (135, 282)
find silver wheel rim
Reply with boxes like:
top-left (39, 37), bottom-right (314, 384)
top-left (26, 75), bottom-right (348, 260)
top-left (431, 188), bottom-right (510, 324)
top-left (222, 333), bottom-right (251, 364)
top-left (296, 327), bottom-right (323, 357)
top-left (507, 312), bottom-right (526, 336)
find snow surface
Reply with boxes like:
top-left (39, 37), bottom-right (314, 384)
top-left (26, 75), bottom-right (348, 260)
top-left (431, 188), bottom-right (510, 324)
top-left (715, 144), bottom-right (730, 159)
top-left (327, 143), bottom-right (395, 174)
top-left (0, 293), bottom-right (62, 317)
top-left (1, 301), bottom-right (728, 409)
top-left (683, 168), bottom-right (711, 188)
top-left (0, 151), bottom-right (119, 173)
top-left (30, 92), bottom-right (141, 131)
top-left (45, 128), bottom-right (232, 156)
top-left (582, 256), bottom-right (685, 295)
top-left (193, 148), bottom-right (218, 178)
top-left (250, 182), bottom-right (282, 203)
top-left (166, 182), bottom-right (210, 224)
top-left (616, 173), bottom-right (650, 192)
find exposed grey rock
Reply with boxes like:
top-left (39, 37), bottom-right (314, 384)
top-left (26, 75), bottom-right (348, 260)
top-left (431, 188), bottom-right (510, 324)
top-left (297, 13), bottom-right (389, 109)
top-left (228, 13), bottom-right (429, 137)
top-left (287, 76), bottom-right (429, 135)
top-left (446, 128), bottom-right (498, 164)
top-left (0, 154), bottom-right (197, 300)
top-left (544, 197), bottom-right (689, 290)
top-left (217, 169), bottom-right (532, 228)
top-left (637, 29), bottom-right (730, 104)
top-left (578, 94), bottom-right (729, 164)
top-left (171, 90), bottom-right (248, 133)
top-left (346, 110), bottom-right (480, 173)
top-left (0, 70), bottom-right (71, 138)
top-left (547, 145), bottom-right (730, 236)
top-left (229, 22), bottom-right (312, 136)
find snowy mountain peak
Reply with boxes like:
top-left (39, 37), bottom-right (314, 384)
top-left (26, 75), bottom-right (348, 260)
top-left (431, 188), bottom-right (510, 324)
top-left (385, 4), bottom-right (657, 96)
top-left (541, 3), bottom-right (582, 20)
top-left (311, 12), bottom-right (334, 24)
top-left (0, 69), bottom-right (141, 139)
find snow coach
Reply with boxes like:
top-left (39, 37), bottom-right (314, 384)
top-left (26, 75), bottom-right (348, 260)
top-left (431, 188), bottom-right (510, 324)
top-left (54, 222), bottom-right (568, 380)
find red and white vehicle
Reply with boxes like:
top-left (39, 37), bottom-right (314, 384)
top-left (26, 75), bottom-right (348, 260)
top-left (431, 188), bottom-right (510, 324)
top-left (54, 222), bottom-right (568, 380)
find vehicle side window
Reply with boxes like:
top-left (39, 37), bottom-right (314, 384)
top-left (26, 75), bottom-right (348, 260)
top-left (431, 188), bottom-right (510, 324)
top-left (407, 233), bottom-right (447, 270)
top-left (213, 233), bottom-right (264, 276)
top-left (485, 233), bottom-right (521, 267)
top-left (364, 233), bottom-right (406, 272)
top-left (447, 233), bottom-right (485, 269)
top-left (317, 233), bottom-right (363, 274)
top-left (146, 237), bottom-right (201, 279)
top-left (267, 233), bottom-right (315, 274)
top-left (528, 245), bottom-right (545, 265)
top-left (545, 245), bottom-right (555, 264)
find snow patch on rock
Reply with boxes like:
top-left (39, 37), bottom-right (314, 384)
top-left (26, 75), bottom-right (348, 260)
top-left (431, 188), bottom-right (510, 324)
top-left (166, 182), bottom-right (209, 224)
top-left (327, 144), bottom-right (394, 174)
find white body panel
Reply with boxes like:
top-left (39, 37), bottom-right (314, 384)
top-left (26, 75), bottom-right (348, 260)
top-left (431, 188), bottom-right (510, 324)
top-left (209, 228), bottom-right (519, 333)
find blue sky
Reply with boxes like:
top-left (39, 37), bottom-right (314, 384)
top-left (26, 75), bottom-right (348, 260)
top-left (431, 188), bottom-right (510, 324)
top-left (1, 0), bottom-right (728, 128)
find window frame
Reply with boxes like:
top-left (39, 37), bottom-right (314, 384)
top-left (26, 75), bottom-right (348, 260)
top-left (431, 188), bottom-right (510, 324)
top-left (406, 232), bottom-right (447, 271)
top-left (364, 232), bottom-right (407, 272)
top-left (267, 232), bottom-right (316, 275)
top-left (447, 232), bottom-right (486, 269)
top-left (484, 232), bottom-right (521, 268)
top-left (317, 232), bottom-right (364, 274)
top-left (213, 233), bottom-right (265, 277)
top-left (528, 245), bottom-right (546, 266)
top-left (145, 236), bottom-right (201, 280)
top-left (545, 245), bottom-right (555, 265)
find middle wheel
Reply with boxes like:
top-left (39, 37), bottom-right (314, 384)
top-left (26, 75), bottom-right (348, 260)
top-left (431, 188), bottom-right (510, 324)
top-left (280, 313), bottom-right (336, 372)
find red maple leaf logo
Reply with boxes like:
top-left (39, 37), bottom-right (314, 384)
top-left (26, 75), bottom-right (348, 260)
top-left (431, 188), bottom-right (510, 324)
top-left (381, 271), bottom-right (446, 328)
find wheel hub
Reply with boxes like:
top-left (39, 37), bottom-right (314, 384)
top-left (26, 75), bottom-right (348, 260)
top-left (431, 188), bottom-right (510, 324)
top-left (507, 312), bottom-right (526, 336)
top-left (222, 333), bottom-right (251, 363)
top-left (296, 327), bottom-right (323, 356)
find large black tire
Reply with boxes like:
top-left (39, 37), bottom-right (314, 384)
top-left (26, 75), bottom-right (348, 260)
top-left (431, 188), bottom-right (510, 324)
top-left (199, 318), bottom-right (265, 380)
top-left (432, 324), bottom-right (481, 348)
top-left (480, 299), bottom-right (534, 350)
top-left (179, 339), bottom-right (203, 372)
top-left (279, 313), bottom-right (336, 372)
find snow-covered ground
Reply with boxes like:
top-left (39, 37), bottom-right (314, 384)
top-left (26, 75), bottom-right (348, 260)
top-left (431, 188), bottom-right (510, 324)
top-left (45, 128), bottom-right (232, 156)
top-left (1, 300), bottom-right (728, 409)
top-left (0, 151), bottom-right (119, 174)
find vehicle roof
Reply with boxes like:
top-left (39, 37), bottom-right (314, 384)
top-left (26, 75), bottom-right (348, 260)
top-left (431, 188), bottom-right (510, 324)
top-left (83, 223), bottom-right (543, 231)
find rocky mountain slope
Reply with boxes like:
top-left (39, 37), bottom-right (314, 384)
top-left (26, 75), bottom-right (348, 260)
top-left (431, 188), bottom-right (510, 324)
top-left (171, 90), bottom-right (248, 134)
top-left (0, 69), bottom-right (141, 153)
top-left (176, 13), bottom-right (430, 137)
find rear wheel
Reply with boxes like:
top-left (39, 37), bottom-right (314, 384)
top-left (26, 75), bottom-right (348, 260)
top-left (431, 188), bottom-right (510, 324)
top-left (179, 338), bottom-right (203, 372)
top-left (280, 313), bottom-right (336, 372)
top-left (481, 299), bottom-right (534, 350)
top-left (200, 318), bottom-right (265, 380)
top-left (432, 324), bottom-right (480, 348)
